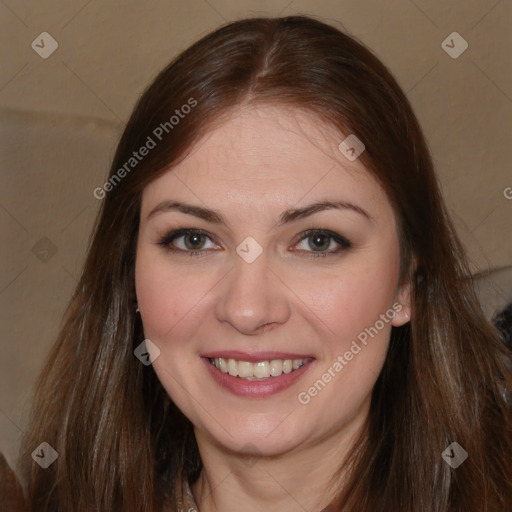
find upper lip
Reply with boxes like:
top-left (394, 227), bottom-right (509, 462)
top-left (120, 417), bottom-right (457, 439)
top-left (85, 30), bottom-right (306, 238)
top-left (201, 351), bottom-right (315, 363)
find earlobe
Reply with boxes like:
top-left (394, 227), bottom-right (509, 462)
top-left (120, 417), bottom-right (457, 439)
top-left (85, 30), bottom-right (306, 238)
top-left (391, 283), bottom-right (412, 326)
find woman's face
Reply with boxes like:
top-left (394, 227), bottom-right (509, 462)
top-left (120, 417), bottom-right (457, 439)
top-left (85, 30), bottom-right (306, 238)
top-left (135, 105), bottom-right (411, 458)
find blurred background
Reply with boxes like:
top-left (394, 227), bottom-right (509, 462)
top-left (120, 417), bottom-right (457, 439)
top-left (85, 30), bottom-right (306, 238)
top-left (1, 0), bottom-right (511, 468)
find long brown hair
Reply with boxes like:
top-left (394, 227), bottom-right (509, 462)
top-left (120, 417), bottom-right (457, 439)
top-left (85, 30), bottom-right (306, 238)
top-left (18, 15), bottom-right (512, 511)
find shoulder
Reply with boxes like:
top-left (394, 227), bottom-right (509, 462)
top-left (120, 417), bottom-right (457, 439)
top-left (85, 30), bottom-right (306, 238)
top-left (0, 452), bottom-right (28, 512)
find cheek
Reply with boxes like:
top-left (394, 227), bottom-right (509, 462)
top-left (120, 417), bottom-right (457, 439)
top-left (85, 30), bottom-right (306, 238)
top-left (135, 250), bottom-right (208, 340)
top-left (293, 268), bottom-right (396, 428)
top-left (303, 260), bottom-right (399, 349)
top-left (135, 252), bottom-right (208, 407)
top-left (293, 252), bottom-right (400, 412)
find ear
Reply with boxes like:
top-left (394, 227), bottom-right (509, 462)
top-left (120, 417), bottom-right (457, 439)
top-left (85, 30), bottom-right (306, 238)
top-left (391, 280), bottom-right (412, 327)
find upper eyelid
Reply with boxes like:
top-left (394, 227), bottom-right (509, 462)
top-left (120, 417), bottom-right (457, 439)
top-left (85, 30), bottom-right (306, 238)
top-left (158, 228), bottom-right (219, 247)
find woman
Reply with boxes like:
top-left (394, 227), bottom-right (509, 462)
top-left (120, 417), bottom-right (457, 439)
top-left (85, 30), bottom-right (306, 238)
top-left (4, 15), bottom-right (512, 511)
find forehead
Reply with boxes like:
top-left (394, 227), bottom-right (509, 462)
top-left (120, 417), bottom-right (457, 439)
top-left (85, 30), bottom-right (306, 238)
top-left (178, 104), bottom-right (364, 177)
top-left (141, 105), bottom-right (389, 218)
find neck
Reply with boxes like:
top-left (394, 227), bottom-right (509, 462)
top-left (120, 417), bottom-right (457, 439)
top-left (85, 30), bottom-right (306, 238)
top-left (190, 417), bottom-right (366, 512)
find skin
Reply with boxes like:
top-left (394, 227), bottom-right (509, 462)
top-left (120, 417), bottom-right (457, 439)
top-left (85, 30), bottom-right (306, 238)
top-left (135, 104), bottom-right (411, 511)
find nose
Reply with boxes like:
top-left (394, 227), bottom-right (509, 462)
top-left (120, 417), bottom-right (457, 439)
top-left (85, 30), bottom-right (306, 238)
top-left (214, 249), bottom-right (291, 335)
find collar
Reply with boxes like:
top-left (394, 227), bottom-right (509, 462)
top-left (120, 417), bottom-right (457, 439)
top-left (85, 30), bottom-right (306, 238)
top-left (172, 476), bottom-right (199, 511)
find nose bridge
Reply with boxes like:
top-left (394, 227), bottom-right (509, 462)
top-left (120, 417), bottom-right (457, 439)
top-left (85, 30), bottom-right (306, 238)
top-left (215, 243), bottom-right (290, 333)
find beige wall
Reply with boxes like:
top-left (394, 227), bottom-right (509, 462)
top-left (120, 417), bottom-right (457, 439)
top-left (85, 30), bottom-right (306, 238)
top-left (1, 0), bottom-right (511, 468)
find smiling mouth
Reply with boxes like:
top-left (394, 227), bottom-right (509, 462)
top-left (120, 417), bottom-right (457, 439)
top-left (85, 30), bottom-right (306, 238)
top-left (207, 357), bottom-right (313, 380)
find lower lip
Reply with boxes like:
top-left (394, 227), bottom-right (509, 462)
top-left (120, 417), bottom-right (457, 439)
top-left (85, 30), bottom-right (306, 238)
top-left (202, 357), bottom-right (315, 398)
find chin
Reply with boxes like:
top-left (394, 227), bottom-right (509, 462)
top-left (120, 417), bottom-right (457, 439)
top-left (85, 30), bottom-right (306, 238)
top-left (200, 417), bottom-right (311, 457)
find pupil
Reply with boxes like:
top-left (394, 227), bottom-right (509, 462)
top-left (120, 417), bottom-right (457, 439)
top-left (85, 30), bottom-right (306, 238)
top-left (186, 234), bottom-right (203, 249)
top-left (310, 234), bottom-right (328, 251)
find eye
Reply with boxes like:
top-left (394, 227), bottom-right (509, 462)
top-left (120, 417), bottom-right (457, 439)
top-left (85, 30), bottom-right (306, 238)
top-left (292, 229), bottom-right (352, 259)
top-left (156, 228), bottom-right (352, 259)
top-left (157, 228), bottom-right (219, 257)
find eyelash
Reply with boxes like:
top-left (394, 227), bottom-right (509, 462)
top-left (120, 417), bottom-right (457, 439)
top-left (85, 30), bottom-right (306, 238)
top-left (156, 228), bottom-right (352, 259)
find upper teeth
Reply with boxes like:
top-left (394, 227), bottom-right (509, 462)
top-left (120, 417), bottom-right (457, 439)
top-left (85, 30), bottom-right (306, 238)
top-left (209, 357), bottom-right (310, 379)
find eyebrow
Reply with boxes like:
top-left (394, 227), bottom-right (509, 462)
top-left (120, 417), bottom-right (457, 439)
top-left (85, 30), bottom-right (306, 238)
top-left (147, 199), bottom-right (371, 226)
